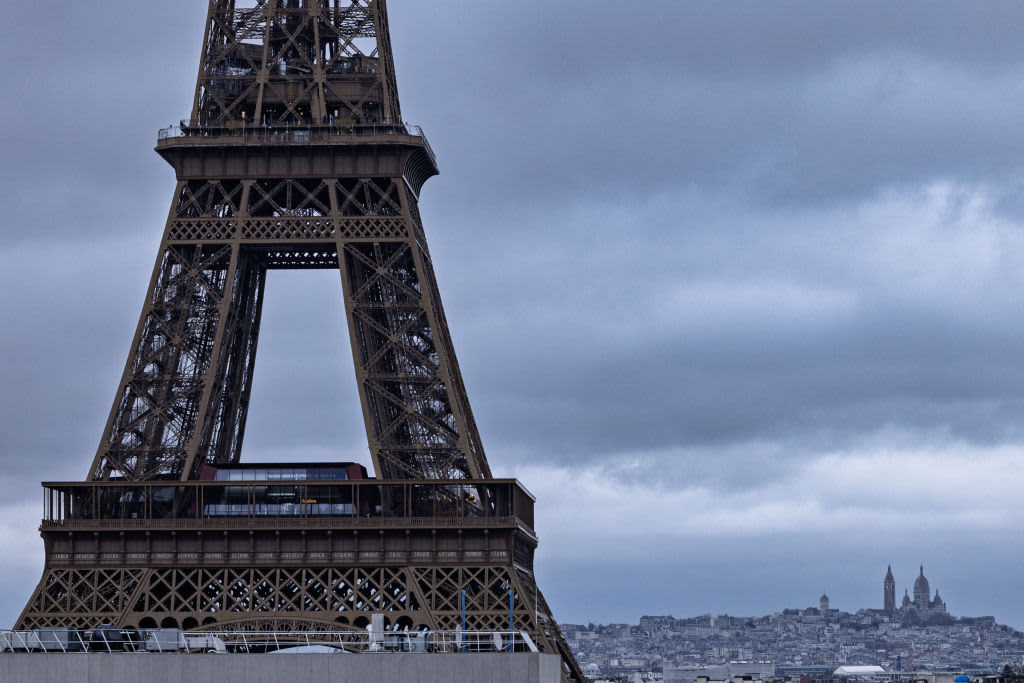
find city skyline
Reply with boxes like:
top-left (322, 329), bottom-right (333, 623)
top-left (581, 564), bottom-right (970, 624)
top-left (565, 610), bottom-right (1023, 678)
top-left (3, 1), bottom-right (1024, 631)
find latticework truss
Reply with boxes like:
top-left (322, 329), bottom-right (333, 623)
top-left (20, 1), bottom-right (586, 681)
top-left (17, 564), bottom-right (571, 660)
top-left (194, 0), bottom-right (400, 128)
top-left (90, 175), bottom-right (489, 483)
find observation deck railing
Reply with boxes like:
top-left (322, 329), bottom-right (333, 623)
top-left (157, 121), bottom-right (437, 169)
top-left (1, 628), bottom-right (539, 655)
top-left (39, 479), bottom-right (534, 533)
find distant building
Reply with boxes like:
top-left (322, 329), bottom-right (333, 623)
top-left (820, 593), bottom-right (830, 611)
top-left (884, 565), bottom-right (948, 624)
top-left (913, 566), bottom-right (930, 605)
top-left (834, 665), bottom-right (885, 678)
top-left (665, 662), bottom-right (774, 683)
top-left (884, 565), bottom-right (896, 614)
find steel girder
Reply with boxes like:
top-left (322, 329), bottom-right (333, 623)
top-left (16, 563), bottom-right (572, 665)
top-left (192, 0), bottom-right (400, 128)
top-left (31, 2), bottom-right (585, 681)
top-left (89, 177), bottom-right (490, 483)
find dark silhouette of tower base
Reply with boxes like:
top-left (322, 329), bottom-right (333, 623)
top-left (15, 2), bottom-right (584, 681)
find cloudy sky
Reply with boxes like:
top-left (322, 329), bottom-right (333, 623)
top-left (3, 1), bottom-right (1024, 629)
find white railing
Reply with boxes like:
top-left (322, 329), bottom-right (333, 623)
top-left (0, 628), bottom-right (538, 655)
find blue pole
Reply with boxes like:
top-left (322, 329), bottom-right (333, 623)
top-left (509, 590), bottom-right (515, 653)
top-left (461, 589), bottom-right (466, 652)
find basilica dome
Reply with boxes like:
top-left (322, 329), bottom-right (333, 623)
top-left (913, 566), bottom-right (930, 604)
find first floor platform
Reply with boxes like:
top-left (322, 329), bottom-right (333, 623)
top-left (0, 652), bottom-right (562, 683)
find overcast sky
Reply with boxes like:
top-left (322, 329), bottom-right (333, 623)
top-left (3, 1), bottom-right (1024, 630)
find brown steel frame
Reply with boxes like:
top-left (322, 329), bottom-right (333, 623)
top-left (16, 2), bottom-right (584, 681)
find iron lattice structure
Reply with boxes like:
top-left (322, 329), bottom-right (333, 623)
top-left (16, 2), bottom-right (584, 681)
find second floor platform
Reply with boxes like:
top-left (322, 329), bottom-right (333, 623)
top-left (38, 476), bottom-right (536, 537)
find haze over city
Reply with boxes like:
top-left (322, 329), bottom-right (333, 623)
top-left (2, 0), bottom-right (1024, 631)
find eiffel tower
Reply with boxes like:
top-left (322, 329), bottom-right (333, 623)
top-left (16, 1), bottom-right (584, 680)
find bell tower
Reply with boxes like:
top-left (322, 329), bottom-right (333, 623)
top-left (884, 565), bottom-right (896, 614)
